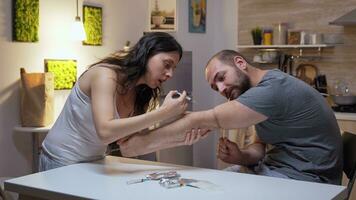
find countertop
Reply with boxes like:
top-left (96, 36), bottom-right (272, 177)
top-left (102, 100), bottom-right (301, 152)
top-left (334, 112), bottom-right (356, 121)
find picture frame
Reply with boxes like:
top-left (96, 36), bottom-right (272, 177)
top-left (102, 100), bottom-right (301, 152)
top-left (188, 0), bottom-right (206, 33)
top-left (83, 5), bottom-right (103, 46)
top-left (12, 0), bottom-right (39, 42)
top-left (44, 59), bottom-right (77, 90)
top-left (149, 0), bottom-right (177, 32)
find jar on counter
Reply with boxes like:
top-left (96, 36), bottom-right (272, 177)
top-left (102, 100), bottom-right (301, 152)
top-left (263, 28), bottom-right (273, 45)
top-left (273, 23), bottom-right (288, 45)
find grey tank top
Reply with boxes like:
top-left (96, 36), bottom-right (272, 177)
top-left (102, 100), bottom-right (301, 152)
top-left (42, 81), bottom-right (119, 165)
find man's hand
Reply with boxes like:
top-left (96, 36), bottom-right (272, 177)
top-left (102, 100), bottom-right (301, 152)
top-left (217, 137), bottom-right (242, 164)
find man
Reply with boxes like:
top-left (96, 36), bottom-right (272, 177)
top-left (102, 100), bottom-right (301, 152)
top-left (119, 50), bottom-right (343, 185)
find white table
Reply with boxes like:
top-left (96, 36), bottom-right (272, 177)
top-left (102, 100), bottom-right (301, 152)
top-left (13, 125), bottom-right (52, 173)
top-left (4, 156), bottom-right (347, 200)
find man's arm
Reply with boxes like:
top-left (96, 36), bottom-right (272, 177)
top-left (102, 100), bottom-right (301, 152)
top-left (190, 100), bottom-right (267, 130)
top-left (119, 100), bottom-right (267, 157)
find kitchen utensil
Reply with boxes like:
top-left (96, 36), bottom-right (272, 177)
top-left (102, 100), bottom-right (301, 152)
top-left (310, 33), bottom-right (323, 44)
top-left (315, 75), bottom-right (328, 93)
top-left (331, 95), bottom-right (356, 106)
top-left (288, 30), bottom-right (301, 45)
top-left (296, 63), bottom-right (318, 85)
top-left (334, 80), bottom-right (350, 96)
top-left (273, 23), bottom-right (288, 45)
top-left (278, 53), bottom-right (293, 74)
top-left (323, 33), bottom-right (343, 44)
top-left (287, 55), bottom-right (294, 75)
top-left (332, 105), bottom-right (356, 113)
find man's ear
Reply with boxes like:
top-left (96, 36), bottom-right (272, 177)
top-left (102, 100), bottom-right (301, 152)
top-left (233, 56), bottom-right (247, 70)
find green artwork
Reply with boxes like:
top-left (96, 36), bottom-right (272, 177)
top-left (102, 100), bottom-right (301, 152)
top-left (83, 5), bottom-right (103, 46)
top-left (13, 0), bottom-right (39, 42)
top-left (45, 60), bottom-right (77, 90)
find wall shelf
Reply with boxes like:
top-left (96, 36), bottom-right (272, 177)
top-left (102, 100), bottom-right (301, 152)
top-left (236, 44), bottom-right (334, 59)
top-left (237, 44), bottom-right (333, 49)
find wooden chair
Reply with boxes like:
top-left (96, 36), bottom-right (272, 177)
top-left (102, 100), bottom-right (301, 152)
top-left (342, 132), bottom-right (356, 200)
top-left (0, 177), bottom-right (18, 200)
top-left (0, 186), bottom-right (5, 200)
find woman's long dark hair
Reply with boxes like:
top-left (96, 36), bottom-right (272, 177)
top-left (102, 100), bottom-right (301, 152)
top-left (90, 32), bottom-right (183, 116)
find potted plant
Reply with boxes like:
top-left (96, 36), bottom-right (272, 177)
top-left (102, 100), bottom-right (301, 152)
top-left (192, 1), bottom-right (201, 27)
top-left (151, 0), bottom-right (165, 28)
top-left (251, 27), bottom-right (262, 45)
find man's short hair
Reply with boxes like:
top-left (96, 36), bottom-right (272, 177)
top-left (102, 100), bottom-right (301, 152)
top-left (207, 50), bottom-right (252, 67)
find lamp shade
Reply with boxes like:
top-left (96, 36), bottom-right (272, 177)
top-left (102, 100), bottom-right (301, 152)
top-left (72, 16), bottom-right (86, 41)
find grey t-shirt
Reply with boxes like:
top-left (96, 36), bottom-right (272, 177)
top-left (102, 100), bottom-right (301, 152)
top-left (237, 69), bottom-right (343, 184)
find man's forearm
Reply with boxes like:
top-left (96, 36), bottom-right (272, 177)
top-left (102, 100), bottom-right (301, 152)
top-left (190, 110), bottom-right (220, 129)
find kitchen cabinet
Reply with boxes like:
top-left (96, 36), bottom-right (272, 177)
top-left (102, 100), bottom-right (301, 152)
top-left (335, 112), bottom-right (356, 133)
top-left (337, 117), bottom-right (356, 200)
top-left (337, 119), bottom-right (356, 134)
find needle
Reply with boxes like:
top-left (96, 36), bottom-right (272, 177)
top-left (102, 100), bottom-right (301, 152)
top-left (172, 92), bottom-right (196, 104)
top-left (172, 92), bottom-right (192, 101)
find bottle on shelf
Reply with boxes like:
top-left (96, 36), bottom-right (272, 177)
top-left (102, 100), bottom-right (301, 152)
top-left (263, 27), bottom-right (273, 45)
top-left (273, 23), bottom-right (288, 45)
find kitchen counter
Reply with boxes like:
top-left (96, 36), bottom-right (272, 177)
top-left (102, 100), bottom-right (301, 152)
top-left (334, 112), bottom-right (356, 121)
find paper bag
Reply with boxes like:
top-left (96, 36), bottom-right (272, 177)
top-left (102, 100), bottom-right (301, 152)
top-left (20, 68), bottom-right (54, 127)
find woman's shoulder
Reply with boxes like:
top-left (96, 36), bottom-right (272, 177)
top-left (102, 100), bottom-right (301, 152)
top-left (79, 64), bottom-right (118, 93)
top-left (86, 64), bottom-right (118, 80)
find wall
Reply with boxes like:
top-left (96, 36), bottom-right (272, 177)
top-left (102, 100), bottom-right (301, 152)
top-left (237, 0), bottom-right (356, 92)
top-left (0, 0), bottom-right (147, 177)
top-left (0, 0), bottom-right (238, 176)
top-left (183, 0), bottom-right (238, 169)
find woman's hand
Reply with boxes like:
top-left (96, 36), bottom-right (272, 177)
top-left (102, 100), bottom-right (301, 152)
top-left (161, 90), bottom-right (188, 118)
top-left (184, 128), bottom-right (211, 145)
top-left (117, 133), bottom-right (144, 157)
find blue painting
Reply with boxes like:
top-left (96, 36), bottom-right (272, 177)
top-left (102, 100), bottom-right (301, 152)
top-left (189, 0), bottom-right (206, 33)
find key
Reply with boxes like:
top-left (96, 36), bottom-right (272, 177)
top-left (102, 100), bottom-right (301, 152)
top-left (146, 171), bottom-right (180, 180)
top-left (126, 178), bottom-right (149, 185)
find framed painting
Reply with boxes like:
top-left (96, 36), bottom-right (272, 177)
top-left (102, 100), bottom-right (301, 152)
top-left (189, 0), bottom-right (206, 33)
top-left (12, 0), bottom-right (39, 42)
top-left (83, 5), bottom-right (103, 46)
top-left (44, 59), bottom-right (77, 90)
top-left (149, 0), bottom-right (177, 32)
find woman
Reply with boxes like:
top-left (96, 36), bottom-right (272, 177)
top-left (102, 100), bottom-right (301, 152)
top-left (39, 32), bottom-right (188, 171)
